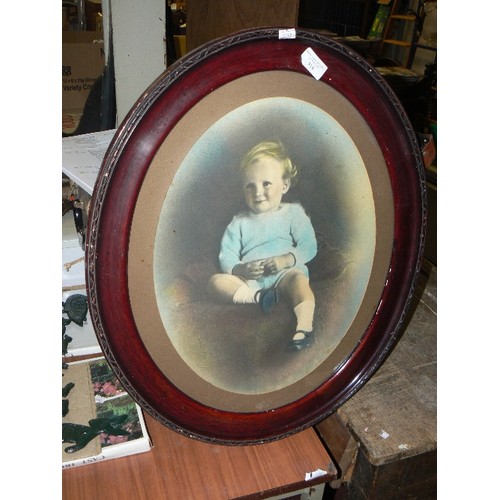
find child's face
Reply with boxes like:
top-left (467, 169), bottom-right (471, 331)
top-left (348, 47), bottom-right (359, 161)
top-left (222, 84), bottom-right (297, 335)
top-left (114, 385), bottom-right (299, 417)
top-left (242, 156), bottom-right (290, 214)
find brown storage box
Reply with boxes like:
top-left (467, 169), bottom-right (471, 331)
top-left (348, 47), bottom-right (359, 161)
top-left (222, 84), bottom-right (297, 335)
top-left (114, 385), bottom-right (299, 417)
top-left (62, 31), bottom-right (104, 114)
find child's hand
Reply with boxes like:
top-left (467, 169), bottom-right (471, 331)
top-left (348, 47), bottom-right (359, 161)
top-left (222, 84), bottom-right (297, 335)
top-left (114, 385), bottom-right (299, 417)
top-left (263, 253), bottom-right (295, 275)
top-left (232, 260), bottom-right (266, 280)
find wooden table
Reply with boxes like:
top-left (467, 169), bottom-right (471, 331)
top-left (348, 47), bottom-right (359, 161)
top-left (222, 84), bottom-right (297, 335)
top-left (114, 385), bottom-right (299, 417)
top-left (63, 415), bottom-right (337, 499)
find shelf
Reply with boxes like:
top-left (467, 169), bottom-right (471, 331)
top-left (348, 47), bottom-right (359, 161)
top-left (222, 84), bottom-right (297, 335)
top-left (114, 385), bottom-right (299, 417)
top-left (381, 0), bottom-right (436, 69)
top-left (390, 14), bottom-right (416, 21)
top-left (414, 42), bottom-right (437, 51)
top-left (383, 39), bottom-right (412, 47)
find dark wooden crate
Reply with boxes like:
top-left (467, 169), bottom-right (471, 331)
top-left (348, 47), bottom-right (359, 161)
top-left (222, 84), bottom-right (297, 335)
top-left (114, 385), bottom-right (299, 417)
top-left (343, 448), bottom-right (437, 499)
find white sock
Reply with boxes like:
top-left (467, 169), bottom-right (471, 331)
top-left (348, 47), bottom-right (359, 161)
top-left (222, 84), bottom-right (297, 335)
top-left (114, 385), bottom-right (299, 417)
top-left (293, 300), bottom-right (315, 339)
top-left (232, 285), bottom-right (257, 304)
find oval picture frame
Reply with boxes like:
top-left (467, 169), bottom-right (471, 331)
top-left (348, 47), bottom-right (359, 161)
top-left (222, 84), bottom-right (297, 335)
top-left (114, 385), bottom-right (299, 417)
top-left (86, 28), bottom-right (426, 445)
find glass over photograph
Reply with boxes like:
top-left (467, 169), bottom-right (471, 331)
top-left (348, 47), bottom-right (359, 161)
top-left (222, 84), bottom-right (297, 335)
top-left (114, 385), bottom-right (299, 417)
top-left (153, 97), bottom-right (376, 395)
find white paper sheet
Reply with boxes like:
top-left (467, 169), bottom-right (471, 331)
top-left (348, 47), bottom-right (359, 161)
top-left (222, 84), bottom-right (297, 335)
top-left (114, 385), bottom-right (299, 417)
top-left (62, 129), bottom-right (116, 194)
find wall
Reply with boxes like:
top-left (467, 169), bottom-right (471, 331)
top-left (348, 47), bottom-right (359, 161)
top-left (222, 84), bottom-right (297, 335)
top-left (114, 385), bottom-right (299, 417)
top-left (110, 0), bottom-right (167, 124)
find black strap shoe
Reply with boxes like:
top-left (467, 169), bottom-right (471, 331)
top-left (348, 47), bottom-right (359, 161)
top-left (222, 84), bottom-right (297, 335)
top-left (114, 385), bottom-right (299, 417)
top-left (286, 330), bottom-right (314, 351)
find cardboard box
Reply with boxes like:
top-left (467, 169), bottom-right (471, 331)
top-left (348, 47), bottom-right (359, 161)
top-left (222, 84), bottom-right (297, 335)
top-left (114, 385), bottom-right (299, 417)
top-left (62, 31), bottom-right (104, 114)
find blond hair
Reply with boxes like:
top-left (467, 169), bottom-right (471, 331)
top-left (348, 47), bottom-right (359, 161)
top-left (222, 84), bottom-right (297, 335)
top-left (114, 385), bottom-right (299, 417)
top-left (240, 141), bottom-right (298, 186)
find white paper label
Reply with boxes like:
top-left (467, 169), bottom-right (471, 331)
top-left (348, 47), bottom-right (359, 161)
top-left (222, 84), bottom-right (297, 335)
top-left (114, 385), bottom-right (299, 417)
top-left (379, 430), bottom-right (390, 439)
top-left (278, 28), bottom-right (296, 39)
top-left (305, 468), bottom-right (328, 481)
top-left (301, 47), bottom-right (328, 80)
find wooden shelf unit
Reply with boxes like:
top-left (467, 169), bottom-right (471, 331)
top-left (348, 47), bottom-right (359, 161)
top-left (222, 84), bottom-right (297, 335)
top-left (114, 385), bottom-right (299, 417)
top-left (382, 0), bottom-right (435, 69)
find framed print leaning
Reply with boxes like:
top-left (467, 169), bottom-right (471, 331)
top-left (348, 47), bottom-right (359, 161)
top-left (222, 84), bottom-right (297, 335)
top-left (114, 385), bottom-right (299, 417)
top-left (86, 28), bottom-right (427, 444)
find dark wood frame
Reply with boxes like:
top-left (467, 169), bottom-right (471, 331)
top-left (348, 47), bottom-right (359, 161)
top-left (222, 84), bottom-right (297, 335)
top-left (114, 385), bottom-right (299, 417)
top-left (86, 27), bottom-right (426, 445)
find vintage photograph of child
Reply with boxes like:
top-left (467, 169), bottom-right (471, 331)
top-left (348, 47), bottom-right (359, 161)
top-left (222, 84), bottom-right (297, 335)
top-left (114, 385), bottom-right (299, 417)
top-left (154, 96), bottom-right (376, 395)
top-left (208, 141), bottom-right (318, 351)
